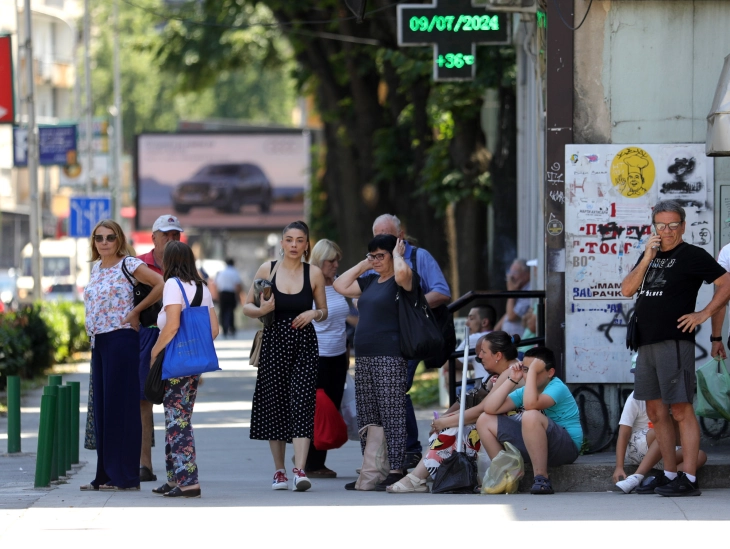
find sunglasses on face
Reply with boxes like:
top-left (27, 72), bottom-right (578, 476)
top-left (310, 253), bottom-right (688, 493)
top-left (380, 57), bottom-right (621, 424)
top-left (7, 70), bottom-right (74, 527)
top-left (366, 253), bottom-right (388, 262)
top-left (654, 222), bottom-right (682, 232)
top-left (93, 234), bottom-right (118, 243)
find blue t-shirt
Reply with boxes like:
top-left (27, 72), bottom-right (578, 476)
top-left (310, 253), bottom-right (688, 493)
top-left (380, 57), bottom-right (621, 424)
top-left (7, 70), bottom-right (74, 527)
top-left (509, 378), bottom-right (583, 450)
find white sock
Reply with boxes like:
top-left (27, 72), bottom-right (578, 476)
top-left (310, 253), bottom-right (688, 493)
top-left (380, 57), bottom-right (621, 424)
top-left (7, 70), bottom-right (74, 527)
top-left (631, 473), bottom-right (644, 481)
top-left (276, 468), bottom-right (286, 474)
top-left (685, 473), bottom-right (696, 483)
top-left (664, 471), bottom-right (677, 480)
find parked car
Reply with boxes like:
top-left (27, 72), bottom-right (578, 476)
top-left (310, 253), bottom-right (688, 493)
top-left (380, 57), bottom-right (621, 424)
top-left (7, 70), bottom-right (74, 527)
top-left (172, 163), bottom-right (273, 214)
top-left (16, 238), bottom-right (89, 304)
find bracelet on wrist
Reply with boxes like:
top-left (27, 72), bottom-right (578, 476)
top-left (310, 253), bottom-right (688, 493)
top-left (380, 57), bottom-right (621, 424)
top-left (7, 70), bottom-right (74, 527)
top-left (711, 335), bottom-right (723, 342)
top-left (508, 376), bottom-right (519, 385)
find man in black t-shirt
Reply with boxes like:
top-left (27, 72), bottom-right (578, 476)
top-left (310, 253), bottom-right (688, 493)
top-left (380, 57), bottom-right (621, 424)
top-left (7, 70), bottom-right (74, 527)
top-left (621, 200), bottom-right (730, 497)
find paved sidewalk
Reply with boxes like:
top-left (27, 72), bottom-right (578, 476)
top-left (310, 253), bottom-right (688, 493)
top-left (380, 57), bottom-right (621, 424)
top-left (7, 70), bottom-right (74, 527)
top-left (2, 331), bottom-right (730, 545)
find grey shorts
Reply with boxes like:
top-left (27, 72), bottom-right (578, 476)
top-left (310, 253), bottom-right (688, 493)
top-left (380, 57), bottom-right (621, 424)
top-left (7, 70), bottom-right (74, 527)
top-left (497, 414), bottom-right (579, 467)
top-left (635, 340), bottom-right (695, 405)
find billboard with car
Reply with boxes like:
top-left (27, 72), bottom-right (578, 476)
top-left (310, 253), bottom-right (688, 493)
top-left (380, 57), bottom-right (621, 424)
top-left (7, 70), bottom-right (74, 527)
top-left (136, 131), bottom-right (310, 230)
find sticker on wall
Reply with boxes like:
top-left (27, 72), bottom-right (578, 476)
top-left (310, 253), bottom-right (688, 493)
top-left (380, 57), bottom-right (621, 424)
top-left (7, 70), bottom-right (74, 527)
top-left (610, 147), bottom-right (655, 199)
top-left (547, 213), bottom-right (564, 236)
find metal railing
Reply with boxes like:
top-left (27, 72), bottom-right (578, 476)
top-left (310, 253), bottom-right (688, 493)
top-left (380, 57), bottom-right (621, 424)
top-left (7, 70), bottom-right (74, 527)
top-left (445, 290), bottom-right (546, 405)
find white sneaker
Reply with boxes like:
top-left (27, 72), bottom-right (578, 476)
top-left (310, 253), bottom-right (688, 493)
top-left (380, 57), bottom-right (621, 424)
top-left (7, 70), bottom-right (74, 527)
top-left (272, 471), bottom-right (288, 490)
top-left (292, 468), bottom-right (311, 492)
top-left (616, 474), bottom-right (643, 494)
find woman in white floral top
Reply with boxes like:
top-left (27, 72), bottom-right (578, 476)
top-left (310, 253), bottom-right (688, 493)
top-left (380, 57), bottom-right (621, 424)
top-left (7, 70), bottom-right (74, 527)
top-left (81, 219), bottom-right (164, 492)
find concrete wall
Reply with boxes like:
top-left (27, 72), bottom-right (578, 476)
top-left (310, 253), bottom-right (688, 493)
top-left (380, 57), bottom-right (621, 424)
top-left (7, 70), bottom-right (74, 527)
top-left (570, 0), bottom-right (730, 447)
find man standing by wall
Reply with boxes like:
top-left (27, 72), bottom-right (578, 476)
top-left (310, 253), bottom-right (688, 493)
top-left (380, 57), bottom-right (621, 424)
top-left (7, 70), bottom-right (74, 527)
top-left (372, 213), bottom-right (451, 469)
top-left (137, 214), bottom-right (183, 482)
top-left (495, 259), bottom-right (531, 337)
top-left (216, 258), bottom-right (244, 338)
top-left (620, 200), bottom-right (730, 497)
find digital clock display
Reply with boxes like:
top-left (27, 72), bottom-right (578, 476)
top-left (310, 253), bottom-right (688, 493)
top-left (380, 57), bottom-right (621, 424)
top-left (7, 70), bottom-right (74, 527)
top-left (397, 0), bottom-right (510, 81)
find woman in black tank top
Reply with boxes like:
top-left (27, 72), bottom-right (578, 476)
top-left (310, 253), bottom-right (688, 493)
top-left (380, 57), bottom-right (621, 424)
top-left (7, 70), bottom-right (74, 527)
top-left (243, 221), bottom-right (328, 492)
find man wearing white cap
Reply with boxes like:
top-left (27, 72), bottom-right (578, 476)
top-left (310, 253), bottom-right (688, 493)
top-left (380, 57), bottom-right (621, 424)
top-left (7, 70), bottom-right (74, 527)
top-left (137, 214), bottom-right (183, 482)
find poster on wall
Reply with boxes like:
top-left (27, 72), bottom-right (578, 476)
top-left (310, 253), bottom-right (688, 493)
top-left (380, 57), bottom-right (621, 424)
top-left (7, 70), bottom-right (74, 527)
top-left (136, 131), bottom-right (310, 230)
top-left (564, 144), bottom-right (714, 384)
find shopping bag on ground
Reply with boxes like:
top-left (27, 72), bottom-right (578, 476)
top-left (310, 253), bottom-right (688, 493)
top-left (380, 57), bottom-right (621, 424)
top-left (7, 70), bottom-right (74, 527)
top-left (313, 389), bottom-right (348, 451)
top-left (695, 357), bottom-right (730, 421)
top-left (341, 373), bottom-right (359, 441)
top-left (431, 451), bottom-right (479, 494)
top-left (481, 441), bottom-right (524, 494)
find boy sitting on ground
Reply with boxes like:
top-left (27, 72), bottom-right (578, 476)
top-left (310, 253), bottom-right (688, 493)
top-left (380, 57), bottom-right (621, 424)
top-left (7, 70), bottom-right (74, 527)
top-left (613, 390), bottom-right (707, 494)
top-left (476, 347), bottom-right (583, 495)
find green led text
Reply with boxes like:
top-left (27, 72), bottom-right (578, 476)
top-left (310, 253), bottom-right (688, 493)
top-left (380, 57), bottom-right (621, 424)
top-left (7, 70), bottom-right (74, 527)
top-left (409, 14), bottom-right (500, 33)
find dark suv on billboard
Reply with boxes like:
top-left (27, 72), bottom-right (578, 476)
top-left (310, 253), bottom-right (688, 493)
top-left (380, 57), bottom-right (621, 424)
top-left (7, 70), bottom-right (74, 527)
top-left (172, 163), bottom-right (273, 214)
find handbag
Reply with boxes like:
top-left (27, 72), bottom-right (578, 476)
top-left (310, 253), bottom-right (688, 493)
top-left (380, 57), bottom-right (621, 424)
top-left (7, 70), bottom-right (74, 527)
top-left (122, 257), bottom-right (162, 327)
top-left (397, 271), bottom-right (444, 361)
top-left (144, 348), bottom-right (165, 405)
top-left (252, 261), bottom-right (281, 328)
top-left (313, 389), bottom-right (348, 451)
top-left (464, 378), bottom-right (490, 410)
top-left (161, 279), bottom-right (220, 379)
top-left (695, 357), bottom-right (730, 421)
top-left (249, 330), bottom-right (263, 368)
top-left (354, 424), bottom-right (389, 491)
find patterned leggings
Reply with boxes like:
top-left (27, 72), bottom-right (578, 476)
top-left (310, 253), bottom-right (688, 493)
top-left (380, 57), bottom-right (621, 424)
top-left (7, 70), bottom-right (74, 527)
top-left (355, 355), bottom-right (408, 471)
top-left (164, 375), bottom-right (200, 487)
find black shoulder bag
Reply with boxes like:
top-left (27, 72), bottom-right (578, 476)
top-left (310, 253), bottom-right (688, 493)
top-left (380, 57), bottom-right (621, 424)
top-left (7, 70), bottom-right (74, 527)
top-left (409, 247), bottom-right (457, 368)
top-left (397, 271), bottom-right (444, 361)
top-left (122, 257), bottom-right (162, 328)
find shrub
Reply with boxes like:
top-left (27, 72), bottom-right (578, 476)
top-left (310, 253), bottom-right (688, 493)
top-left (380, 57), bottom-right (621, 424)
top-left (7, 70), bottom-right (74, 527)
top-left (39, 302), bottom-right (89, 363)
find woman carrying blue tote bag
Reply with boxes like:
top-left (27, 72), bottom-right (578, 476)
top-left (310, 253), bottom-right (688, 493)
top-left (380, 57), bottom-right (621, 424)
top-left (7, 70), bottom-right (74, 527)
top-left (149, 241), bottom-right (220, 498)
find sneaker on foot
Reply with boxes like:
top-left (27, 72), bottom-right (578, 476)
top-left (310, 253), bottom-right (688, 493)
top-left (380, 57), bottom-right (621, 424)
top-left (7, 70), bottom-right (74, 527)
top-left (292, 468), bottom-right (311, 492)
top-left (272, 471), bottom-right (288, 490)
top-left (616, 474), bottom-right (643, 494)
top-left (635, 472), bottom-right (671, 494)
top-left (654, 472), bottom-right (701, 497)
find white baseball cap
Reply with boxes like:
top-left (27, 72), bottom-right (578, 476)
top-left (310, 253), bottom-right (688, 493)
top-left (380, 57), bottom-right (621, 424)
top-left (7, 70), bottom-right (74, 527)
top-left (152, 215), bottom-right (184, 233)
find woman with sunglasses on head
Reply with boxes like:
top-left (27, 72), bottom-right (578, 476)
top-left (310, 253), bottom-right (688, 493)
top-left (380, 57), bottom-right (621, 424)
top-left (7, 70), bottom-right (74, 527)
top-left (244, 221), bottom-right (328, 492)
top-left (334, 234), bottom-right (414, 491)
top-left (81, 220), bottom-right (164, 491)
top-left (387, 331), bottom-right (522, 493)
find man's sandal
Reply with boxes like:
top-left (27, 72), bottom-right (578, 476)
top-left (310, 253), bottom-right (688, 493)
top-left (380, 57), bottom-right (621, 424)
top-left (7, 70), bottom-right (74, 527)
top-left (530, 475), bottom-right (554, 495)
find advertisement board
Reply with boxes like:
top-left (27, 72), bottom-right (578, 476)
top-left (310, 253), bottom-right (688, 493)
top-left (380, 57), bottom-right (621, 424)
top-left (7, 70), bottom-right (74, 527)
top-left (564, 143), bottom-right (714, 383)
top-left (0, 35), bottom-right (13, 124)
top-left (136, 132), bottom-right (310, 230)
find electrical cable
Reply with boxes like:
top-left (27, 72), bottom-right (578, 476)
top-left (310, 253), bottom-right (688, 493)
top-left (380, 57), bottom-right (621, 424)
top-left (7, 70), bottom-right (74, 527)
top-left (553, 0), bottom-right (593, 31)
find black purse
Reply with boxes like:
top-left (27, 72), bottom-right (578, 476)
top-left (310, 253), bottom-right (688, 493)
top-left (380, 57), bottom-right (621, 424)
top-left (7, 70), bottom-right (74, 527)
top-left (122, 257), bottom-right (162, 327)
top-left (397, 271), bottom-right (444, 361)
top-left (144, 348), bottom-right (165, 404)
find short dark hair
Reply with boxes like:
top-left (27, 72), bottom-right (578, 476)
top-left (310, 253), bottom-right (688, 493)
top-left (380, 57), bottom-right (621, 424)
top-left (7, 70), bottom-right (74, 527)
top-left (367, 234), bottom-right (397, 254)
top-left (523, 346), bottom-right (556, 371)
top-left (283, 220), bottom-right (311, 261)
top-left (484, 330), bottom-right (521, 361)
top-left (225, 258), bottom-right (235, 266)
top-left (163, 241), bottom-right (206, 285)
top-left (474, 305), bottom-right (497, 329)
top-left (652, 200), bottom-right (686, 224)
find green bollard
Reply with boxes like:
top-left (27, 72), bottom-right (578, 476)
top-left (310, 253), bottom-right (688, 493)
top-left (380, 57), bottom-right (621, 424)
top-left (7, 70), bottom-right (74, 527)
top-left (34, 394), bottom-right (57, 488)
top-left (7, 376), bottom-right (21, 454)
top-left (48, 374), bottom-right (62, 387)
top-left (43, 385), bottom-right (59, 481)
top-left (67, 381), bottom-right (81, 464)
top-left (57, 385), bottom-right (70, 476)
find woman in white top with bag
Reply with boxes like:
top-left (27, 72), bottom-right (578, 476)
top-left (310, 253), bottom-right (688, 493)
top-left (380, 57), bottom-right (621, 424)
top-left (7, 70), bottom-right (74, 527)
top-left (150, 241), bottom-right (219, 498)
top-left (306, 239), bottom-right (351, 478)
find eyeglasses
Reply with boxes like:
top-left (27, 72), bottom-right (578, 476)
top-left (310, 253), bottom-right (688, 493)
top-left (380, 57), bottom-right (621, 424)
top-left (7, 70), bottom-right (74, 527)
top-left (366, 252), bottom-right (388, 262)
top-left (654, 222), bottom-right (682, 232)
top-left (93, 234), bottom-right (118, 243)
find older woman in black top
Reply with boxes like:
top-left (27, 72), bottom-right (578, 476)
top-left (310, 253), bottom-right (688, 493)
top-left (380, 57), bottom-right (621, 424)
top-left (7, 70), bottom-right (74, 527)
top-left (334, 234), bottom-right (413, 491)
top-left (244, 221), bottom-right (328, 492)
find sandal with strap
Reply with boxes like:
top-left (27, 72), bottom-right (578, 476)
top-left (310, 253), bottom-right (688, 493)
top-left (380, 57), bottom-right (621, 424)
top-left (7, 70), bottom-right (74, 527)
top-left (79, 483), bottom-right (98, 491)
top-left (386, 473), bottom-right (429, 493)
top-left (530, 475), bottom-right (554, 495)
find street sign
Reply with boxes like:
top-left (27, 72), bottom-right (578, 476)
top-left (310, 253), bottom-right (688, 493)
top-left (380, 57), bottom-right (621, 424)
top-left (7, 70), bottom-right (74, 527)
top-left (0, 35), bottom-right (14, 124)
top-left (69, 196), bottom-right (111, 237)
top-left (397, 0), bottom-right (510, 81)
top-left (13, 125), bottom-right (78, 166)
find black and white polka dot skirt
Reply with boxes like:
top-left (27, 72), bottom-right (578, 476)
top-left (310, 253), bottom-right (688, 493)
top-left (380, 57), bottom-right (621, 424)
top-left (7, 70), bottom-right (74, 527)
top-left (250, 318), bottom-right (319, 442)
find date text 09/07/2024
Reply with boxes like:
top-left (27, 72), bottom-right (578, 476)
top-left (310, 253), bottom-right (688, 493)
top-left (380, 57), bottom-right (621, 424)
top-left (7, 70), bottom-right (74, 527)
top-left (409, 14), bottom-right (501, 33)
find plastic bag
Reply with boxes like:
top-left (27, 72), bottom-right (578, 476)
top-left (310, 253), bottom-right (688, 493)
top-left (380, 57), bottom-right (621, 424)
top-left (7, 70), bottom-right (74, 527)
top-left (477, 446), bottom-right (492, 484)
top-left (481, 441), bottom-right (524, 494)
top-left (431, 451), bottom-right (479, 494)
top-left (341, 373), bottom-right (359, 441)
top-left (695, 357), bottom-right (730, 421)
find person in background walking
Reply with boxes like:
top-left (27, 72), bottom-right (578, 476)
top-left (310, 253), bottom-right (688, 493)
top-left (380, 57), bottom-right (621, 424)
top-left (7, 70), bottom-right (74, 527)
top-left (216, 258), bottom-right (244, 337)
top-left (371, 214), bottom-right (451, 471)
top-left (136, 214), bottom-right (183, 483)
top-left (244, 221), bottom-right (328, 492)
top-left (150, 241), bottom-right (219, 498)
top-left (306, 239), bottom-right (351, 478)
top-left (81, 220), bottom-right (163, 491)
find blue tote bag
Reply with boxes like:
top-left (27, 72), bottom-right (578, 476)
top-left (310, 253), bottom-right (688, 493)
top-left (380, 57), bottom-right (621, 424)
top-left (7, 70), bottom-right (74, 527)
top-left (162, 278), bottom-right (220, 379)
